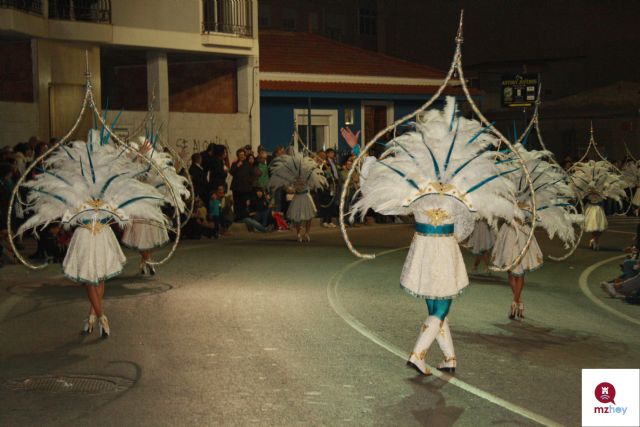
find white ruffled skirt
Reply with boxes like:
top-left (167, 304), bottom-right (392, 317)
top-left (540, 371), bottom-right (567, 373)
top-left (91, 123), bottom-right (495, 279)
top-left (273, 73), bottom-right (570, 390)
top-left (584, 204), bottom-right (607, 232)
top-left (632, 188), bottom-right (640, 207)
top-left (464, 221), bottom-right (495, 254)
top-left (63, 226), bottom-right (126, 284)
top-left (400, 234), bottom-right (468, 299)
top-left (492, 223), bottom-right (543, 276)
top-left (287, 193), bottom-right (317, 223)
top-left (121, 222), bottom-right (169, 250)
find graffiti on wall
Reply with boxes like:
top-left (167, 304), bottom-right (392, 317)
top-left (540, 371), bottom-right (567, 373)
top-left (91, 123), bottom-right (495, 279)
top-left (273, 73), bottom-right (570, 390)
top-left (174, 136), bottom-right (230, 155)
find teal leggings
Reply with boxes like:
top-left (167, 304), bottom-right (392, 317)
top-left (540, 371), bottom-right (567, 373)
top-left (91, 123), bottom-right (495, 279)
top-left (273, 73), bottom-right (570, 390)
top-left (426, 299), bottom-right (452, 320)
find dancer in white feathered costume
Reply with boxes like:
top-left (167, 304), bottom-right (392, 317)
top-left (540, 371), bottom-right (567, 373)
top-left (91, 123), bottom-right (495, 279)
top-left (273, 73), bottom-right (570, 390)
top-left (622, 160), bottom-right (640, 209)
top-left (269, 150), bottom-right (327, 242)
top-left (570, 160), bottom-right (626, 250)
top-left (17, 137), bottom-right (167, 337)
top-left (464, 219), bottom-right (495, 274)
top-left (121, 135), bottom-right (190, 275)
top-left (492, 144), bottom-right (582, 319)
top-left (343, 97), bottom-right (521, 375)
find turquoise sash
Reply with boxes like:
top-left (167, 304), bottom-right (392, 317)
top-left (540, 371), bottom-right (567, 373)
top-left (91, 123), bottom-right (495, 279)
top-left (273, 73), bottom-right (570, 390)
top-left (415, 222), bottom-right (454, 236)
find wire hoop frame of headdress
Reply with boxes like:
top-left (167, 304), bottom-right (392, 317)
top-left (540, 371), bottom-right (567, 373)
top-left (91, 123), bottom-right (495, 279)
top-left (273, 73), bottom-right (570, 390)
top-left (289, 127), bottom-right (337, 208)
top-left (532, 113), bottom-right (584, 261)
top-left (624, 141), bottom-right (638, 162)
top-left (338, 10), bottom-right (538, 273)
top-left (128, 114), bottom-right (196, 228)
top-left (7, 55), bottom-right (182, 269)
top-left (570, 123), bottom-right (630, 215)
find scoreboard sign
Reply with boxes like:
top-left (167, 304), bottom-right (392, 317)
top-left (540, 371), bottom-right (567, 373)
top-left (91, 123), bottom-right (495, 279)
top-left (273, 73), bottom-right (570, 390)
top-left (501, 74), bottom-right (539, 107)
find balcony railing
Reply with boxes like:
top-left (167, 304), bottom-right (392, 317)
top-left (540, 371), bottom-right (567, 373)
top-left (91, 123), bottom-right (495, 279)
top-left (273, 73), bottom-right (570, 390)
top-left (202, 0), bottom-right (253, 37)
top-left (49, 0), bottom-right (111, 23)
top-left (0, 0), bottom-right (43, 15)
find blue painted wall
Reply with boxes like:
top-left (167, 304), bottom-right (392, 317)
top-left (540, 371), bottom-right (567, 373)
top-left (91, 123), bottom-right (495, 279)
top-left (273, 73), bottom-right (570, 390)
top-left (260, 94), bottom-right (362, 152)
top-left (260, 92), bottom-right (476, 153)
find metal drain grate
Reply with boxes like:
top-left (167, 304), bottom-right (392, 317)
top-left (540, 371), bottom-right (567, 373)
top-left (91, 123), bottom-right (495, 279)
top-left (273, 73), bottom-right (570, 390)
top-left (5, 374), bottom-right (134, 394)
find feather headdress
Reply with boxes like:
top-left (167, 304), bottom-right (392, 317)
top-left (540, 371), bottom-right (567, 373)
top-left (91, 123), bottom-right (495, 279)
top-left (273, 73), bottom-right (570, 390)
top-left (268, 151), bottom-right (328, 192)
top-left (17, 138), bottom-right (167, 237)
top-left (129, 136), bottom-right (191, 214)
top-left (570, 160), bottom-right (627, 205)
top-left (497, 144), bottom-right (581, 246)
top-left (621, 160), bottom-right (640, 189)
top-left (350, 97), bottom-right (521, 237)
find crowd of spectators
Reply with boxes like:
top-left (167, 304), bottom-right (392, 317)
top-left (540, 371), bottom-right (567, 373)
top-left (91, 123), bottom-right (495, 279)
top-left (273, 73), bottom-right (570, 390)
top-left (184, 142), bottom-right (370, 240)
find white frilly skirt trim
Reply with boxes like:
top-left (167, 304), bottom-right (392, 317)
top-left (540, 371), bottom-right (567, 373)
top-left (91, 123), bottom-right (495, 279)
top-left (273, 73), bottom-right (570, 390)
top-left (121, 222), bottom-right (170, 250)
top-left (491, 223), bottom-right (543, 277)
top-left (584, 204), bottom-right (607, 232)
top-left (400, 234), bottom-right (469, 299)
top-left (63, 226), bottom-right (126, 284)
top-left (464, 221), bottom-right (495, 254)
top-left (287, 193), bottom-right (317, 223)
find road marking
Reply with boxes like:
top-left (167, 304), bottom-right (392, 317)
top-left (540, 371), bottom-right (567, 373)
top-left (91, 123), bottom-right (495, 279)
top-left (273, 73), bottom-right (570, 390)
top-left (578, 254), bottom-right (640, 327)
top-left (327, 248), bottom-right (562, 427)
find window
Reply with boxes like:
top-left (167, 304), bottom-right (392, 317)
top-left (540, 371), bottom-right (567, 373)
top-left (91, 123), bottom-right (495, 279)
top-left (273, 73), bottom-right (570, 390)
top-left (358, 8), bottom-right (377, 36)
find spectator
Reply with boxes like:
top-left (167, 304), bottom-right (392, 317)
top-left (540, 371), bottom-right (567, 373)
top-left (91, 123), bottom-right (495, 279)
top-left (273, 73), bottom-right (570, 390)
top-left (13, 143), bottom-right (33, 176)
top-left (244, 187), bottom-right (273, 232)
top-left (209, 144), bottom-right (228, 193)
top-left (230, 148), bottom-right (253, 220)
top-left (320, 148), bottom-right (339, 228)
top-left (269, 146), bottom-right (286, 213)
top-left (189, 153), bottom-right (209, 203)
top-left (256, 150), bottom-right (270, 190)
top-left (215, 185), bottom-right (234, 234)
top-left (208, 190), bottom-right (221, 235)
top-left (184, 197), bottom-right (217, 239)
top-left (1, 162), bottom-right (14, 267)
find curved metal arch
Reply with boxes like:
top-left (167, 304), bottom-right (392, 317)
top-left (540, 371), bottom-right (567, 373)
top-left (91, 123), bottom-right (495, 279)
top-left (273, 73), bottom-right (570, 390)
top-left (85, 81), bottom-right (182, 267)
top-left (7, 65), bottom-right (183, 269)
top-left (339, 10), bottom-right (539, 273)
top-left (533, 115), bottom-right (584, 261)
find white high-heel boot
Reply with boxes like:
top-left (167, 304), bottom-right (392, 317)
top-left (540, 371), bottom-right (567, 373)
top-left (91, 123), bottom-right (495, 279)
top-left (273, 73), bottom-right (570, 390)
top-left (81, 314), bottom-right (97, 335)
top-left (406, 316), bottom-right (441, 375)
top-left (435, 318), bottom-right (456, 373)
top-left (98, 314), bottom-right (110, 338)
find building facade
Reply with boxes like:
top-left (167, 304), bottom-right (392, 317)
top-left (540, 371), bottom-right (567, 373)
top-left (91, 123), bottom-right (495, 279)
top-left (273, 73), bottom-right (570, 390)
top-left (0, 0), bottom-right (260, 157)
top-left (259, 30), bottom-right (471, 155)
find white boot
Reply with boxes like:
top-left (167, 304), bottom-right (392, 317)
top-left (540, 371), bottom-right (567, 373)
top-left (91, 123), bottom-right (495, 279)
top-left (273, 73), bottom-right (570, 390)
top-left (98, 314), bottom-right (110, 338)
top-left (407, 316), bottom-right (441, 375)
top-left (435, 318), bottom-right (456, 373)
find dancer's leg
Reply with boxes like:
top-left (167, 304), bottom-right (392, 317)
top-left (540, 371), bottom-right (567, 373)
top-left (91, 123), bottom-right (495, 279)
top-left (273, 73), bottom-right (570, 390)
top-left (85, 284), bottom-right (102, 317)
top-left (407, 299), bottom-right (452, 375)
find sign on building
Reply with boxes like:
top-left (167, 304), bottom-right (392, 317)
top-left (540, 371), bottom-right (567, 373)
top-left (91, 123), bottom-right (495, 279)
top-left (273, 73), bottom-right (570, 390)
top-left (501, 74), bottom-right (539, 107)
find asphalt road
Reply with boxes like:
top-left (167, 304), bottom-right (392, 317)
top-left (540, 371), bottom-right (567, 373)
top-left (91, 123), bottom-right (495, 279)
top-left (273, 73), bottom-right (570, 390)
top-left (0, 217), bottom-right (638, 426)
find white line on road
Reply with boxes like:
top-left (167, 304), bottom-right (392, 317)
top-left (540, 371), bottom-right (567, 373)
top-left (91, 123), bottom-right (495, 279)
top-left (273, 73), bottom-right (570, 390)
top-left (327, 248), bottom-right (562, 427)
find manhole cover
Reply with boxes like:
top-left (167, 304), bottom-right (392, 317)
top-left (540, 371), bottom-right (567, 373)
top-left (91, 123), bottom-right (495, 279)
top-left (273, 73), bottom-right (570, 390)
top-left (5, 374), bottom-right (134, 394)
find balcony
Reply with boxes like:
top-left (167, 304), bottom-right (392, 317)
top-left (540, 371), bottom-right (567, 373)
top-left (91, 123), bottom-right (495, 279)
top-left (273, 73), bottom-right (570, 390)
top-left (48, 0), bottom-right (110, 23)
top-left (0, 0), bottom-right (42, 14)
top-left (202, 0), bottom-right (252, 37)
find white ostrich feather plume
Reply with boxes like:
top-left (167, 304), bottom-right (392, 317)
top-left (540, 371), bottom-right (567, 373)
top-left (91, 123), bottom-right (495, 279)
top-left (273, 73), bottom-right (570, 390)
top-left (351, 97), bottom-right (521, 230)
top-left (18, 139), bottom-right (167, 237)
top-left (268, 150), bottom-right (328, 191)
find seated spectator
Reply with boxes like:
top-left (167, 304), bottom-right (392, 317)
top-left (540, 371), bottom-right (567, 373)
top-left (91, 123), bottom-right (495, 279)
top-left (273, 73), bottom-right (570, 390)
top-left (184, 198), bottom-right (217, 239)
top-left (215, 185), bottom-right (234, 234)
top-left (601, 218), bottom-right (640, 297)
top-left (243, 187), bottom-right (273, 232)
